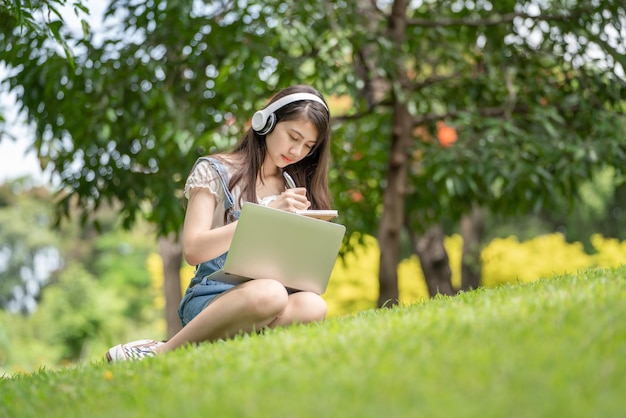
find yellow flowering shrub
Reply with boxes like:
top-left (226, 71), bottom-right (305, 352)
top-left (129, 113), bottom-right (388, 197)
top-left (323, 234), bottom-right (380, 316)
top-left (146, 253), bottom-right (195, 310)
top-left (324, 233), bottom-right (626, 317)
top-left (481, 234), bottom-right (592, 286)
top-left (146, 253), bottom-right (166, 310)
top-left (588, 234), bottom-right (626, 268)
top-left (181, 264), bottom-right (195, 289)
top-left (146, 233), bottom-right (626, 319)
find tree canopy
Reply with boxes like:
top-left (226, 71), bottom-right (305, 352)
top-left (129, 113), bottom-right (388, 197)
top-left (1, 0), bottom-right (625, 305)
top-left (0, 182), bottom-right (61, 313)
top-left (0, 0), bottom-right (90, 67)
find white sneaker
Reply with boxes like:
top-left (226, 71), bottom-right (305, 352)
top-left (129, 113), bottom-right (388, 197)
top-left (106, 339), bottom-right (165, 362)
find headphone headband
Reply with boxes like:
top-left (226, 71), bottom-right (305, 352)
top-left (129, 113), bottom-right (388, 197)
top-left (251, 92), bottom-right (328, 135)
top-left (261, 93), bottom-right (328, 115)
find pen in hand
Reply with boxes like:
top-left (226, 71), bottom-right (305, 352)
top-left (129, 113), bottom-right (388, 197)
top-left (283, 171), bottom-right (311, 213)
top-left (283, 171), bottom-right (297, 189)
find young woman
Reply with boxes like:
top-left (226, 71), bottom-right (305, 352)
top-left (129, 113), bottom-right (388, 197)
top-left (107, 85), bottom-right (332, 361)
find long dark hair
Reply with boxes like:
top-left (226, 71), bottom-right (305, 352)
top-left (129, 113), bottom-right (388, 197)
top-left (227, 85), bottom-right (332, 210)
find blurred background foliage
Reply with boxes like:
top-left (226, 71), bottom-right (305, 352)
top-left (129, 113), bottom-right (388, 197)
top-left (1, 0), bottom-right (625, 373)
top-left (1, 170), bottom-right (626, 372)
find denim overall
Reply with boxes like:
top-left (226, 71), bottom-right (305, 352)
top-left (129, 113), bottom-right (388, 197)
top-left (177, 157), bottom-right (241, 327)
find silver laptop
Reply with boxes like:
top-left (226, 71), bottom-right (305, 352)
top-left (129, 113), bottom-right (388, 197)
top-left (207, 202), bottom-right (346, 294)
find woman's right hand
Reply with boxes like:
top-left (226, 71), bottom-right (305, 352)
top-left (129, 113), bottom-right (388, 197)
top-left (269, 187), bottom-right (311, 212)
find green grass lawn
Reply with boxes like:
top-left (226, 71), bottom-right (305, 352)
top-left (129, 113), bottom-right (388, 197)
top-left (2, 266), bottom-right (625, 418)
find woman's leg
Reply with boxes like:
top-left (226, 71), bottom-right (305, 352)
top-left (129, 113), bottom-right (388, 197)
top-left (269, 291), bottom-right (327, 327)
top-left (158, 279), bottom-right (289, 353)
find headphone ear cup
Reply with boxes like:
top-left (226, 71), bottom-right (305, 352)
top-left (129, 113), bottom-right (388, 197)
top-left (251, 110), bottom-right (266, 132)
top-left (252, 92), bottom-right (328, 135)
top-left (257, 113), bottom-right (276, 136)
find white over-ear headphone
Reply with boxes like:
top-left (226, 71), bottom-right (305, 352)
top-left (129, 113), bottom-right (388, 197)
top-left (251, 93), bottom-right (329, 135)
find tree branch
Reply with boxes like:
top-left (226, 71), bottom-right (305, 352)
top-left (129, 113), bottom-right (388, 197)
top-left (332, 101), bottom-right (523, 124)
top-left (369, 0), bottom-right (388, 20)
top-left (411, 104), bottom-right (530, 126)
top-left (407, 9), bottom-right (591, 28)
top-left (331, 97), bottom-right (393, 123)
top-left (412, 71), bottom-right (464, 91)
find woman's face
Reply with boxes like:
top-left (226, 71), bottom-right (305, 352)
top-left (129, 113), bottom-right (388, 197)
top-left (264, 119), bottom-right (318, 169)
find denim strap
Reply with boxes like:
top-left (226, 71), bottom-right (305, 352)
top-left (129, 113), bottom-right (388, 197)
top-left (193, 156), bottom-right (237, 224)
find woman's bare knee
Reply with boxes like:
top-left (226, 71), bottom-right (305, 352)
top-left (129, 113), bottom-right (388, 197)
top-left (302, 293), bottom-right (328, 322)
top-left (282, 292), bottom-right (327, 325)
top-left (238, 279), bottom-right (289, 320)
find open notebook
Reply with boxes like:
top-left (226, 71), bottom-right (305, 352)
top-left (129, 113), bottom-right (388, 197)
top-left (295, 209), bottom-right (338, 221)
top-left (206, 202), bottom-right (346, 294)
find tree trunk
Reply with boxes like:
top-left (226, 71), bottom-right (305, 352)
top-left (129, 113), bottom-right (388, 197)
top-left (377, 0), bottom-right (411, 308)
top-left (353, 1), bottom-right (389, 110)
top-left (158, 233), bottom-right (183, 338)
top-left (408, 224), bottom-right (456, 297)
top-left (377, 105), bottom-right (411, 307)
top-left (460, 205), bottom-right (485, 291)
